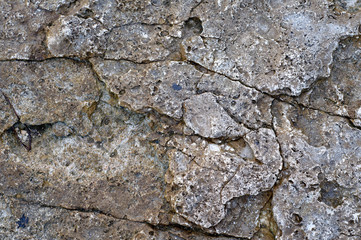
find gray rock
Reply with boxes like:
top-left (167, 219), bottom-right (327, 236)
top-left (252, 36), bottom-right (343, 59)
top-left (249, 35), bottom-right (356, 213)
top-left (0, 0), bottom-right (57, 60)
top-left (272, 100), bottom-right (361, 240)
top-left (184, 93), bottom-right (249, 139)
top-left (297, 36), bottom-right (361, 125)
top-left (183, 0), bottom-right (361, 95)
top-left (1, 0), bottom-right (361, 239)
top-left (0, 102), bottom-right (167, 224)
top-left (0, 194), bottom-right (233, 240)
top-left (91, 59), bottom-right (202, 119)
top-left (85, 0), bottom-right (201, 28)
top-left (165, 128), bottom-right (282, 230)
top-left (0, 92), bottom-right (18, 134)
top-left (197, 73), bottom-right (274, 129)
top-left (0, 59), bottom-right (99, 126)
top-left (105, 24), bottom-right (177, 62)
top-left (47, 15), bottom-right (108, 58)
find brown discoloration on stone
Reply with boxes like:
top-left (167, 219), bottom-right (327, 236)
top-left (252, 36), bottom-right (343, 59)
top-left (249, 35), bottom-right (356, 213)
top-left (0, 59), bottom-right (99, 127)
top-left (0, 0), bottom-right (58, 60)
top-left (0, 102), bottom-right (167, 224)
top-left (1, 0), bottom-right (361, 239)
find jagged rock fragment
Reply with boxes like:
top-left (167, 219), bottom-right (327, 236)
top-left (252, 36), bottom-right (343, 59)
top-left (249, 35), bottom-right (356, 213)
top-left (183, 0), bottom-right (361, 95)
top-left (197, 74), bottom-right (274, 129)
top-left (91, 59), bottom-right (202, 119)
top-left (213, 191), bottom-right (272, 238)
top-left (297, 36), bottom-right (361, 125)
top-left (0, 0), bottom-right (57, 60)
top-left (272, 101), bottom-right (361, 240)
top-left (165, 129), bottom-right (282, 230)
top-left (0, 59), bottom-right (99, 127)
top-left (183, 92), bottom-right (249, 139)
top-left (47, 15), bottom-right (108, 58)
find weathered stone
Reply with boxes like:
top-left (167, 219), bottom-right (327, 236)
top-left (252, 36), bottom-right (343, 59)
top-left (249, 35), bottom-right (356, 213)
top-left (183, 0), bottom-right (361, 95)
top-left (0, 195), bottom-right (234, 240)
top-left (0, 101), bottom-right (167, 224)
top-left (1, 0), bottom-right (361, 239)
top-left (183, 92), bottom-right (249, 139)
top-left (85, 0), bottom-right (201, 28)
top-left (91, 59), bottom-right (202, 119)
top-left (297, 36), bottom-right (361, 125)
top-left (0, 0), bottom-right (58, 60)
top-left (197, 73), bottom-right (274, 129)
top-left (165, 129), bottom-right (282, 230)
top-left (105, 24), bottom-right (177, 63)
top-left (0, 59), bottom-right (99, 127)
top-left (271, 100), bottom-right (361, 240)
top-left (0, 92), bottom-right (18, 134)
top-left (47, 15), bottom-right (108, 58)
top-left (51, 122), bottom-right (74, 137)
top-left (213, 191), bottom-right (272, 238)
top-left (36, 0), bottom-right (76, 12)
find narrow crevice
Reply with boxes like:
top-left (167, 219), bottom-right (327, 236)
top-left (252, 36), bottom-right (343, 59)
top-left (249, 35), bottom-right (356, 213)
top-left (189, 0), bottom-right (205, 16)
top-left (186, 60), bottom-right (272, 97)
top-left (278, 97), bottom-right (361, 131)
top-left (253, 191), bottom-right (281, 240)
top-left (270, 99), bottom-right (286, 179)
top-left (2, 193), bottom-right (244, 239)
top-left (0, 90), bottom-right (32, 151)
top-left (151, 222), bottom-right (248, 239)
top-left (3, 193), bottom-right (147, 225)
top-left (219, 164), bottom-right (242, 204)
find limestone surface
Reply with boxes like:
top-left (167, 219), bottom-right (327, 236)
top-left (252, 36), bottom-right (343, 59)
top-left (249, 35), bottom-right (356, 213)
top-left (271, 101), bottom-right (361, 240)
top-left (1, 0), bottom-right (361, 239)
top-left (165, 128), bottom-right (282, 230)
top-left (297, 36), bottom-right (361, 126)
top-left (0, 59), bottom-right (99, 126)
top-left (183, 0), bottom-right (361, 95)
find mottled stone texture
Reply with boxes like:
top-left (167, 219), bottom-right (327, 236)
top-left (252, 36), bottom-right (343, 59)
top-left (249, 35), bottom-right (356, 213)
top-left (1, 0), bottom-right (361, 239)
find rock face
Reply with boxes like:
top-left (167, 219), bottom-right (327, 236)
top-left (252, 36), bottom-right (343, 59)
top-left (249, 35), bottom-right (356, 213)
top-left (0, 0), bottom-right (360, 239)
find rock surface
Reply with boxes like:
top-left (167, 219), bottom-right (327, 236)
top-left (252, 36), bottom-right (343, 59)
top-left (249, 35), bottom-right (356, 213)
top-left (0, 0), bottom-right (360, 239)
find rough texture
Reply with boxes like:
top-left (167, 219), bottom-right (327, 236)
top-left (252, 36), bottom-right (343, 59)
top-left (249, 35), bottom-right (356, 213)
top-left (183, 0), bottom-right (361, 95)
top-left (0, 0), bottom-right (58, 60)
top-left (272, 101), bottom-right (361, 240)
top-left (183, 93), bottom-right (249, 139)
top-left (1, 0), bottom-right (361, 239)
top-left (0, 92), bottom-right (18, 134)
top-left (165, 128), bottom-right (282, 230)
top-left (297, 36), bottom-right (361, 126)
top-left (0, 59), bottom-right (99, 127)
top-left (0, 102), bottom-right (167, 224)
top-left (91, 59), bottom-right (202, 119)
